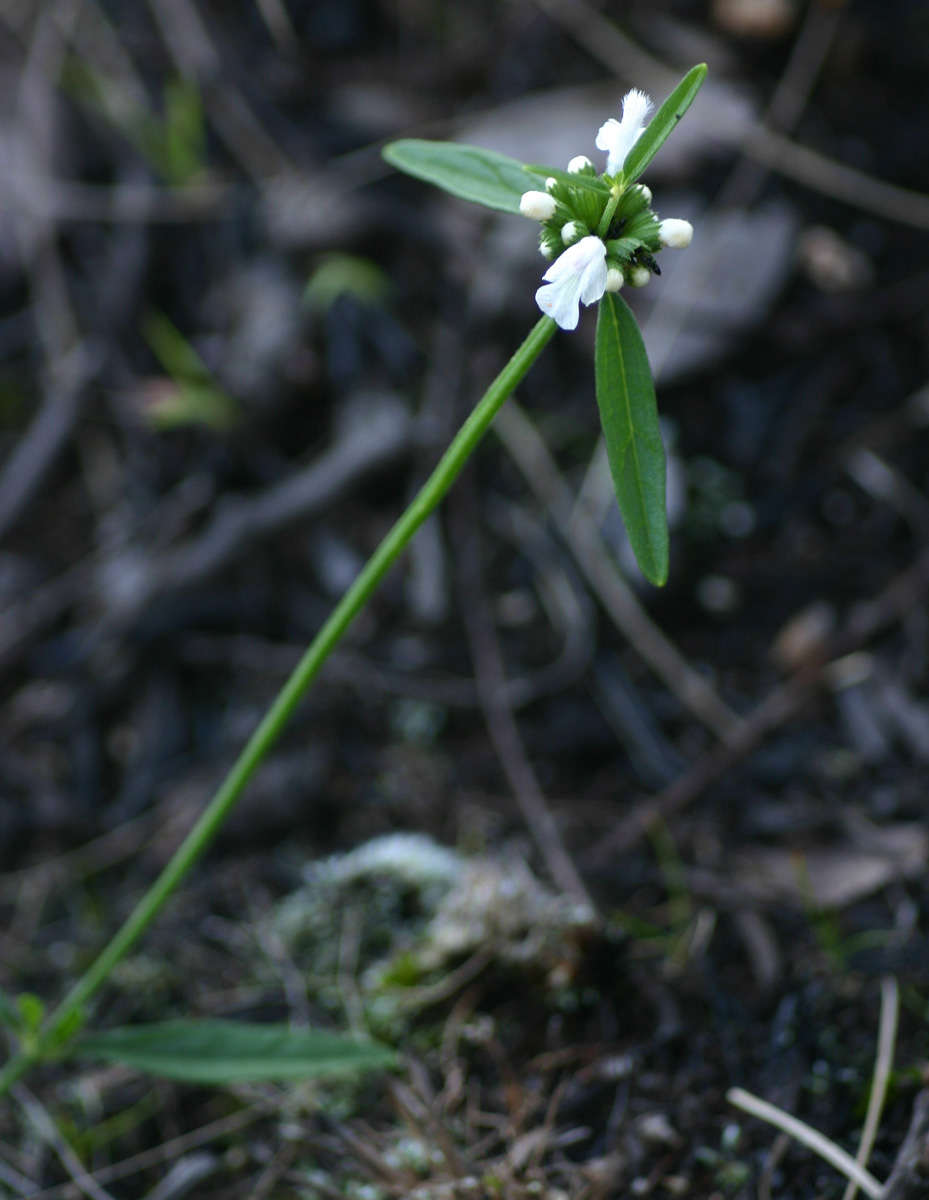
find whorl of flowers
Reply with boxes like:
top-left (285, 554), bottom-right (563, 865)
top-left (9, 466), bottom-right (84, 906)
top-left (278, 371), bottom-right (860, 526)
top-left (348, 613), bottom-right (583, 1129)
top-left (519, 90), bottom-right (693, 330)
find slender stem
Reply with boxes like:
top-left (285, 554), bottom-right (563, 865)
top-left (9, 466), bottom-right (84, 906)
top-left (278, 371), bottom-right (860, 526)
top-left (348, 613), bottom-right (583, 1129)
top-left (0, 315), bottom-right (556, 1099)
top-left (595, 184), bottom-right (622, 239)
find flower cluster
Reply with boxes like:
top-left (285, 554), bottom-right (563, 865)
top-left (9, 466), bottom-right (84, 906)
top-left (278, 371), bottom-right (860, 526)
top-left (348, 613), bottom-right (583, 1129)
top-left (520, 89), bottom-right (693, 331)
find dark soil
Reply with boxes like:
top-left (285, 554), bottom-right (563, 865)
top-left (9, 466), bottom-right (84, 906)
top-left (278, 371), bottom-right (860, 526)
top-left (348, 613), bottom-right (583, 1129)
top-left (2, 1), bottom-right (929, 1197)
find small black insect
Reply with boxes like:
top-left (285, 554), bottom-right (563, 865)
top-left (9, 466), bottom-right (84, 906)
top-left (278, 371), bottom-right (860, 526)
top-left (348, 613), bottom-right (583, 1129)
top-left (631, 246), bottom-right (661, 276)
top-left (607, 216), bottom-right (628, 240)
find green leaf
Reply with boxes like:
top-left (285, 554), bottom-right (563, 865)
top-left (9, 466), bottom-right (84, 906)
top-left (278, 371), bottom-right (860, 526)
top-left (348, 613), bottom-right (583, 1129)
top-left (523, 164), bottom-right (610, 196)
top-left (382, 139), bottom-right (546, 215)
top-left (143, 312), bottom-right (239, 431)
top-left (16, 993), bottom-right (45, 1034)
top-left (74, 1020), bottom-right (397, 1084)
top-left (304, 253), bottom-right (389, 312)
top-left (46, 1007), bottom-right (86, 1053)
top-left (594, 293), bottom-right (668, 586)
top-left (622, 63), bottom-right (707, 185)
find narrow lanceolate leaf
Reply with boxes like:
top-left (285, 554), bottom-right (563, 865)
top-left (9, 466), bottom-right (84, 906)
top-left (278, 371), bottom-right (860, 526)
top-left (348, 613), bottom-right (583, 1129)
top-left (622, 63), bottom-right (707, 185)
top-left (383, 139), bottom-right (546, 215)
top-left (595, 293), bottom-right (668, 586)
top-left (75, 1020), bottom-right (396, 1084)
top-left (524, 164), bottom-right (610, 196)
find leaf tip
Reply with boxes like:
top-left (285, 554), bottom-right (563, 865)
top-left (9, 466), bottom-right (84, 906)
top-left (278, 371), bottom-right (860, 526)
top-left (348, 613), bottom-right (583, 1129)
top-left (689, 63), bottom-right (708, 91)
top-left (381, 140), bottom-right (401, 166)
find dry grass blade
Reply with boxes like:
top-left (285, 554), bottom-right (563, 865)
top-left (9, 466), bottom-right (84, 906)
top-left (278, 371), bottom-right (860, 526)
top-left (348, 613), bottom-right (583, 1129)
top-left (14, 1086), bottom-right (119, 1200)
top-left (882, 1089), bottom-right (929, 1200)
top-left (727, 1086), bottom-right (884, 1199)
top-left (842, 976), bottom-right (900, 1200)
top-left (744, 127), bottom-right (929, 231)
top-left (451, 485), bottom-right (594, 910)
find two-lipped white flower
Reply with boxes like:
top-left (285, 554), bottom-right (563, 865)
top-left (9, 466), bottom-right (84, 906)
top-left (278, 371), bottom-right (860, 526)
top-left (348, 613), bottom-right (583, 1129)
top-left (534, 235), bottom-right (607, 331)
top-left (595, 88), bottom-right (651, 176)
top-left (520, 87), bottom-right (695, 328)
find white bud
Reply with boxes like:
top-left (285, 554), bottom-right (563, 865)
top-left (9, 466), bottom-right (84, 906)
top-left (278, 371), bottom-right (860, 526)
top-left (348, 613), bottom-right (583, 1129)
top-left (540, 242), bottom-right (556, 259)
top-left (629, 265), bottom-right (651, 288)
top-left (561, 220), bottom-right (585, 246)
top-left (605, 266), bottom-right (624, 292)
top-left (520, 190), bottom-right (557, 221)
top-left (545, 177), bottom-right (558, 192)
top-left (636, 184), bottom-right (653, 204)
top-left (658, 218), bottom-right (693, 249)
top-left (567, 155), bottom-right (593, 174)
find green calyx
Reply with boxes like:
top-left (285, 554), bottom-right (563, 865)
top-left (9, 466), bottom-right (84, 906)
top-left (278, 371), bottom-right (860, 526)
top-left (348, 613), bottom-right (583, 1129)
top-left (536, 174), bottom-right (663, 283)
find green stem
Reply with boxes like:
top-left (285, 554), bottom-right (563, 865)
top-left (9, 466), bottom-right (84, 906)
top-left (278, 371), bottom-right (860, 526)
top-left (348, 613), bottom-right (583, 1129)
top-left (595, 184), bottom-right (622, 240)
top-left (0, 315), bottom-right (556, 1099)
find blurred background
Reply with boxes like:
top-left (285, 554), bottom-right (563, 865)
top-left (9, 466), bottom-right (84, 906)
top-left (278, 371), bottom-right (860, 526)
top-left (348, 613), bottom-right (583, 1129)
top-left (2, 0), bottom-right (929, 1195)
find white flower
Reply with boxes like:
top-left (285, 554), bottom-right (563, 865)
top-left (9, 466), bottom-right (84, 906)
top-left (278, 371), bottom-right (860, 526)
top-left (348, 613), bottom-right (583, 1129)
top-left (595, 88), bottom-right (652, 175)
top-left (605, 266), bottom-right (624, 292)
top-left (567, 154), bottom-right (593, 174)
top-left (519, 189), bottom-right (557, 221)
top-left (560, 220), bottom-right (585, 246)
top-left (535, 236), bottom-right (607, 330)
top-left (658, 218), bottom-right (693, 249)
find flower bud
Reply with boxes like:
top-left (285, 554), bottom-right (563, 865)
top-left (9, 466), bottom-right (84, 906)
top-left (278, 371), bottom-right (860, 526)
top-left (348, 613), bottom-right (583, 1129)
top-left (636, 184), bottom-right (653, 204)
top-left (561, 220), bottom-right (585, 246)
top-left (605, 266), bottom-right (625, 292)
top-left (629, 265), bottom-right (652, 288)
top-left (658, 218), bottom-right (693, 249)
top-left (520, 190), bottom-right (557, 221)
top-left (567, 155), bottom-right (594, 174)
top-left (539, 226), bottom-right (563, 259)
top-left (545, 177), bottom-right (558, 192)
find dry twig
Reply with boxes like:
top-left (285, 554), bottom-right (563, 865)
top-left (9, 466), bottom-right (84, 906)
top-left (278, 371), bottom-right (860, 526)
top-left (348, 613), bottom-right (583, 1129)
top-left (843, 976), bottom-right (899, 1200)
top-left (450, 480), bottom-right (595, 911)
top-left (495, 400), bottom-right (743, 743)
top-left (882, 1089), bottom-right (929, 1200)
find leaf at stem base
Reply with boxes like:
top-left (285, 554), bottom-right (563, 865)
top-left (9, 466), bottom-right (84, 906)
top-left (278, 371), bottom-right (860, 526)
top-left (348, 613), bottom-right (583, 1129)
top-left (75, 1020), bottom-right (396, 1084)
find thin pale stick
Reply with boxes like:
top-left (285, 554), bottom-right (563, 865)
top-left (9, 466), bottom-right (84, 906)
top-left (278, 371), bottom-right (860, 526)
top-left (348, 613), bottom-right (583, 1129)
top-left (494, 400), bottom-right (742, 742)
top-left (727, 1086), bottom-right (884, 1199)
top-left (842, 976), bottom-right (899, 1200)
top-left (14, 1086), bottom-right (119, 1200)
top-left (24, 1108), bottom-right (263, 1200)
top-left (451, 486), bottom-right (594, 909)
